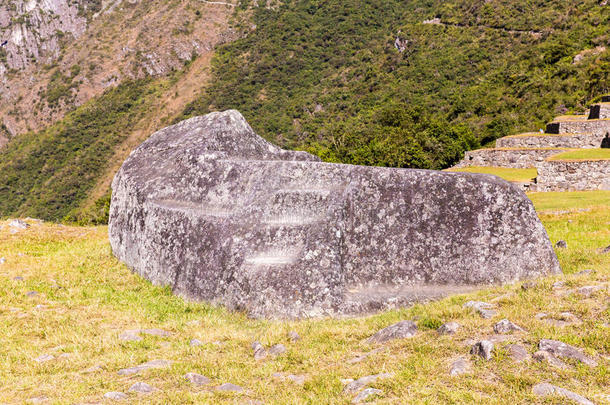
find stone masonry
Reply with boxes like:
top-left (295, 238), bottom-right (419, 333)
top-left (453, 99), bottom-right (610, 192)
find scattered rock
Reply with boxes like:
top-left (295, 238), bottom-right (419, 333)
top-left (493, 319), bottom-right (525, 334)
top-left (437, 321), bottom-right (460, 335)
top-left (576, 269), bottom-right (594, 275)
top-left (26, 396), bottom-right (48, 403)
top-left (532, 383), bottom-right (594, 405)
top-left (352, 388), bottom-right (383, 403)
top-left (506, 344), bottom-right (530, 363)
top-left (0, 257), bottom-right (5, 264)
top-left (535, 313), bottom-right (547, 319)
top-left (347, 348), bottom-right (384, 364)
top-left (470, 340), bottom-right (494, 360)
top-left (539, 339), bottom-right (598, 367)
top-left (103, 392), bottom-right (128, 400)
top-left (185, 372), bottom-right (211, 386)
top-left (552, 281), bottom-right (565, 289)
top-left (117, 359), bottom-right (172, 375)
top-left (272, 372), bottom-right (306, 385)
top-left (288, 331), bottom-right (301, 342)
top-left (13, 276), bottom-right (23, 281)
top-left (58, 353), bottom-right (72, 360)
top-left (343, 373), bottom-right (394, 395)
top-left (189, 339), bottom-right (203, 347)
top-left (268, 344), bottom-right (287, 357)
top-left (543, 312), bottom-right (582, 327)
top-left (463, 301), bottom-right (497, 318)
top-left (598, 245), bottom-right (610, 254)
top-left (9, 219), bottom-right (30, 229)
top-left (252, 341), bottom-right (267, 361)
top-left (141, 328), bottom-right (171, 337)
top-left (34, 354), bottom-right (54, 363)
top-left (521, 281), bottom-right (537, 290)
top-left (25, 291), bottom-right (39, 297)
top-left (216, 383), bottom-right (244, 392)
top-left (533, 350), bottom-right (568, 369)
top-left (367, 321), bottom-right (417, 343)
top-left (555, 240), bottom-right (567, 249)
top-left (449, 357), bottom-right (470, 376)
top-left (577, 285), bottom-right (604, 298)
top-left (128, 382), bottom-right (156, 394)
top-left (82, 365), bottom-right (103, 373)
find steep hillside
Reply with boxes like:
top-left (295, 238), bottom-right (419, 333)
top-left (181, 0), bottom-right (609, 168)
top-left (0, 0), bottom-right (237, 142)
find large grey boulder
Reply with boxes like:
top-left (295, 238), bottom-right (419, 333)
top-left (109, 110), bottom-right (561, 318)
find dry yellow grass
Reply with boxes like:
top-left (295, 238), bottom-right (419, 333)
top-left (0, 191), bottom-right (608, 404)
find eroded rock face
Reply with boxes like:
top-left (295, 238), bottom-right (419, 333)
top-left (109, 110), bottom-right (561, 318)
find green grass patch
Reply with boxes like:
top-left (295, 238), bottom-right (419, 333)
top-left (548, 148), bottom-right (610, 161)
top-left (0, 191), bottom-right (608, 403)
top-left (446, 166), bottom-right (537, 182)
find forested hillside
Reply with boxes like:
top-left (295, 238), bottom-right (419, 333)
top-left (0, 0), bottom-right (608, 222)
top-left (182, 0), bottom-right (609, 168)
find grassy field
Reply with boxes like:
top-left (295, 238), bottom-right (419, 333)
top-left (548, 148), bottom-right (610, 160)
top-left (445, 166), bottom-right (538, 183)
top-left (0, 191), bottom-right (608, 404)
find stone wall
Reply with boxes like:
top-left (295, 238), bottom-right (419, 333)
top-left (496, 133), bottom-right (601, 149)
top-left (534, 160), bottom-right (610, 191)
top-left (546, 119), bottom-right (610, 137)
top-left (588, 103), bottom-right (610, 120)
top-left (454, 148), bottom-right (568, 169)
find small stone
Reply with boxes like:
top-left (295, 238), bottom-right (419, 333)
top-left (141, 328), bottom-right (171, 337)
top-left (449, 357), bottom-right (470, 376)
top-left (216, 383), bottom-right (244, 392)
top-left (288, 331), bottom-right (301, 342)
top-left (493, 319), bottom-right (525, 334)
top-left (252, 341), bottom-right (267, 361)
top-left (118, 330), bottom-right (142, 341)
top-left (470, 340), bottom-right (494, 361)
top-left (26, 396), bottom-right (48, 403)
top-left (0, 257), bottom-right (5, 264)
top-left (367, 320), bottom-right (417, 343)
top-left (273, 372), bottom-right (306, 385)
top-left (103, 392), bottom-right (128, 400)
top-left (555, 240), bottom-right (567, 249)
top-left (185, 372), bottom-right (211, 386)
top-left (598, 245), bottom-right (610, 254)
top-left (535, 312), bottom-right (547, 319)
top-left (552, 281), bottom-right (565, 289)
top-left (9, 219), bottom-right (30, 229)
top-left (521, 281), bottom-right (537, 290)
top-left (82, 365), bottom-right (103, 373)
top-left (532, 383), bottom-right (594, 405)
top-left (539, 339), bottom-right (598, 367)
top-left (268, 344), bottom-right (287, 356)
top-left (506, 344), bottom-right (530, 363)
top-left (577, 285), bottom-right (604, 298)
top-left (58, 353), bottom-right (72, 360)
top-left (128, 382), bottom-right (156, 394)
top-left (463, 301), bottom-right (497, 318)
top-left (343, 373), bottom-right (394, 395)
top-left (352, 388), bottom-right (383, 403)
top-left (533, 350), bottom-right (568, 369)
top-left (117, 359), bottom-right (172, 375)
top-left (576, 269), bottom-right (594, 275)
top-left (13, 276), bottom-right (23, 281)
top-left (437, 321), bottom-right (460, 335)
top-left (189, 339), bottom-right (203, 346)
top-left (35, 354), bottom-right (54, 363)
top-left (25, 291), bottom-right (39, 297)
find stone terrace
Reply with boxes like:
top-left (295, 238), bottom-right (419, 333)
top-left (452, 99), bottom-right (610, 192)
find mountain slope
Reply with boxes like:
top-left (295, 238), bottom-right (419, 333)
top-left (180, 0), bottom-right (609, 168)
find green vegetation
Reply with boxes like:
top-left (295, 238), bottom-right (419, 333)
top-left (446, 166), bottom-right (538, 183)
top-left (529, 190), bottom-right (610, 212)
top-left (0, 78), bottom-right (164, 222)
top-left (548, 148), bottom-right (610, 160)
top-left (180, 0), bottom-right (609, 168)
top-left (0, 191), bottom-right (607, 403)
